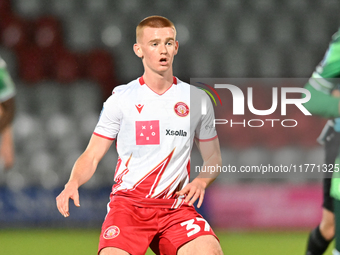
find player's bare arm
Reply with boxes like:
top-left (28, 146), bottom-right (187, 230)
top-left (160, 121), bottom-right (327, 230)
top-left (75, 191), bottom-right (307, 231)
top-left (56, 134), bottom-right (113, 217)
top-left (0, 97), bottom-right (15, 170)
top-left (177, 137), bottom-right (222, 208)
top-left (0, 97), bottom-right (15, 132)
top-left (0, 125), bottom-right (14, 169)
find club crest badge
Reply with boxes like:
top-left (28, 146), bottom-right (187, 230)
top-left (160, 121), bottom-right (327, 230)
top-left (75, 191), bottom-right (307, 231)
top-left (174, 102), bottom-right (189, 117)
top-left (103, 226), bottom-right (120, 239)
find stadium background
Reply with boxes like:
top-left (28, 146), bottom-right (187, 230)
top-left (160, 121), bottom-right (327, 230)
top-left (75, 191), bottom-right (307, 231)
top-left (0, 0), bottom-right (340, 254)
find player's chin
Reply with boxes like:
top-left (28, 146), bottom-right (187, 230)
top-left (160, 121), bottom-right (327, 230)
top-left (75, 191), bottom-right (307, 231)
top-left (156, 65), bottom-right (171, 73)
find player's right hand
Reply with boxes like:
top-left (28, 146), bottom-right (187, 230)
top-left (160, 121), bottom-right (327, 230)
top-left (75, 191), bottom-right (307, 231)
top-left (56, 183), bottom-right (80, 217)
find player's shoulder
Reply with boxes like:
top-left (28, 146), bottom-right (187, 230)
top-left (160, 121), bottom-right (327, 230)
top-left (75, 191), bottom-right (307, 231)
top-left (331, 27), bottom-right (340, 42)
top-left (175, 77), bottom-right (206, 95)
top-left (104, 78), bottom-right (140, 105)
top-left (112, 78), bottom-right (140, 95)
top-left (326, 27), bottom-right (340, 57)
top-left (0, 56), bottom-right (6, 69)
top-left (175, 77), bottom-right (191, 88)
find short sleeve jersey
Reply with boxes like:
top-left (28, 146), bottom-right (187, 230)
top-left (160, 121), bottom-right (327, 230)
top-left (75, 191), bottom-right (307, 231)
top-left (309, 27), bottom-right (340, 94)
top-left (303, 27), bottom-right (340, 118)
top-left (94, 77), bottom-right (217, 208)
top-left (0, 57), bottom-right (15, 102)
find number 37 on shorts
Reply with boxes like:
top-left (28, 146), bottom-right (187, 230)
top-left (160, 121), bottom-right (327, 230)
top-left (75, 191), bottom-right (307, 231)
top-left (180, 217), bottom-right (211, 237)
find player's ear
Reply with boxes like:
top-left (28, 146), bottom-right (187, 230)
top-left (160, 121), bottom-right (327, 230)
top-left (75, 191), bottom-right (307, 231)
top-left (134, 43), bottom-right (143, 58)
top-left (174, 41), bottom-right (179, 56)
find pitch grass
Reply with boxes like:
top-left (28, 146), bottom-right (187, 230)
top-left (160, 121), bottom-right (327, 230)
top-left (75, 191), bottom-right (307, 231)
top-left (0, 229), bottom-right (334, 255)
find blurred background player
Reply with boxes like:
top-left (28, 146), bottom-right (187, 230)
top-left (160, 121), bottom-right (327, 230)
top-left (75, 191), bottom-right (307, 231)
top-left (0, 56), bottom-right (16, 170)
top-left (303, 27), bottom-right (340, 255)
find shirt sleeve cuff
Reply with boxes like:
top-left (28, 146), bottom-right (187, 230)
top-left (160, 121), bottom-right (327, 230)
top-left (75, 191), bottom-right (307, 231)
top-left (195, 135), bottom-right (218, 142)
top-left (93, 132), bottom-right (116, 141)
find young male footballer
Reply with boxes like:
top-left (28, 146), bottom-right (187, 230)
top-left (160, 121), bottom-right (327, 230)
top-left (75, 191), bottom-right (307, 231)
top-left (56, 16), bottom-right (223, 255)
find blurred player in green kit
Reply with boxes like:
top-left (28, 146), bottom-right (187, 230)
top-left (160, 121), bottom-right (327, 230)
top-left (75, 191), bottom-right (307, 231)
top-left (0, 56), bottom-right (16, 170)
top-left (303, 27), bottom-right (340, 255)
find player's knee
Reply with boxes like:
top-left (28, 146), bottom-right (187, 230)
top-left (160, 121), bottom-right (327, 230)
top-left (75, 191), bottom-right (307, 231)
top-left (99, 247), bottom-right (129, 255)
top-left (320, 209), bottom-right (335, 240)
top-left (324, 225), bottom-right (335, 240)
top-left (178, 235), bottom-right (223, 255)
top-left (320, 223), bottom-right (335, 241)
top-left (205, 239), bottom-right (224, 255)
top-left (211, 246), bottom-right (224, 255)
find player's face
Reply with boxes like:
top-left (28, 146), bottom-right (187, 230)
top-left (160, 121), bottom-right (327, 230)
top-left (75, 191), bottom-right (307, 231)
top-left (134, 27), bottom-right (178, 75)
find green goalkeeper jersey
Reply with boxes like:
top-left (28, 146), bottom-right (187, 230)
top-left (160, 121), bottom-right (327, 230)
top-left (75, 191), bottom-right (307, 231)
top-left (314, 27), bottom-right (340, 79)
top-left (311, 27), bottom-right (340, 200)
top-left (0, 57), bottom-right (15, 103)
top-left (303, 27), bottom-right (340, 118)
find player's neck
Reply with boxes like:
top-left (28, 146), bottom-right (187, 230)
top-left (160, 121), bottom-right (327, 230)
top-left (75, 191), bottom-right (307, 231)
top-left (142, 71), bottom-right (174, 94)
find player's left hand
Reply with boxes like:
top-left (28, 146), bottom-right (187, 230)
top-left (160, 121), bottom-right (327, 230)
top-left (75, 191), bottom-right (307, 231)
top-left (176, 178), bottom-right (208, 208)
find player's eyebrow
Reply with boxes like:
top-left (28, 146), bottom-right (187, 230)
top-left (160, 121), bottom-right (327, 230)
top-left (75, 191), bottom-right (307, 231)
top-left (165, 37), bottom-right (175, 42)
top-left (148, 39), bottom-right (161, 43)
top-left (148, 37), bottom-right (175, 44)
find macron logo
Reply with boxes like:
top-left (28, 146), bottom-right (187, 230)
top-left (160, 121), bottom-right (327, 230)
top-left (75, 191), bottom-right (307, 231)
top-left (135, 104), bottom-right (144, 114)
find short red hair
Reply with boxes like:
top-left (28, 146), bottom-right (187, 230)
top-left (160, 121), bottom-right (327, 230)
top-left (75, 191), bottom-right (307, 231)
top-left (136, 16), bottom-right (176, 42)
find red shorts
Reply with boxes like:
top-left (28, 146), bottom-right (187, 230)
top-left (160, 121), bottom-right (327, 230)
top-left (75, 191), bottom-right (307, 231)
top-left (98, 196), bottom-right (218, 255)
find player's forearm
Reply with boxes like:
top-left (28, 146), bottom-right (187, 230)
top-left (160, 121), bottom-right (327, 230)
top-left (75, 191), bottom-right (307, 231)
top-left (303, 84), bottom-right (340, 118)
top-left (66, 151), bottom-right (99, 188)
top-left (1, 125), bottom-right (13, 147)
top-left (0, 125), bottom-right (14, 169)
top-left (65, 135), bottom-right (113, 189)
top-left (196, 153), bottom-right (222, 188)
top-left (0, 98), bottom-right (15, 132)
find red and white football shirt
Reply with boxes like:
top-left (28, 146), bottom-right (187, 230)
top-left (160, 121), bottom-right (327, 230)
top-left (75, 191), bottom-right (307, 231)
top-left (94, 77), bottom-right (217, 208)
